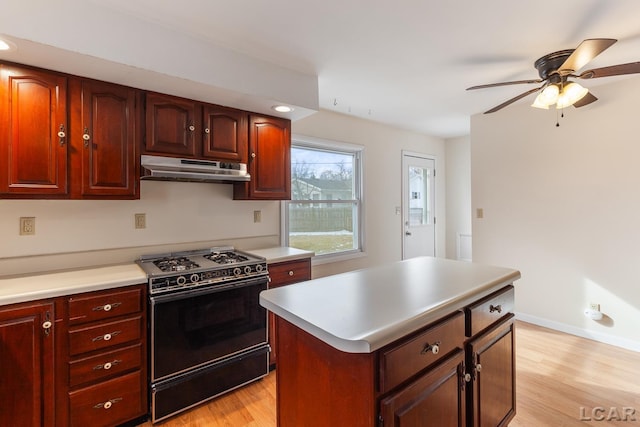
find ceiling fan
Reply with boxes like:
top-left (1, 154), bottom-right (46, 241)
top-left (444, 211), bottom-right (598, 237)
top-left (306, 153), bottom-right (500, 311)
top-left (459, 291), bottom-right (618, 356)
top-left (467, 38), bottom-right (640, 114)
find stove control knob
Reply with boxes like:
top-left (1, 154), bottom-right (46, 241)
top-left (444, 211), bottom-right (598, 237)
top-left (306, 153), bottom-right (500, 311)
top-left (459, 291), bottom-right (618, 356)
top-left (176, 276), bottom-right (187, 286)
top-left (233, 267), bottom-right (242, 276)
top-left (244, 266), bottom-right (252, 274)
top-left (190, 274), bottom-right (200, 283)
top-left (256, 264), bottom-right (264, 272)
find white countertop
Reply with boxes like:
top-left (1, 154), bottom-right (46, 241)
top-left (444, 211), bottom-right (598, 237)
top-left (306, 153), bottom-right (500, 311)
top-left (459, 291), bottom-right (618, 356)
top-left (247, 247), bottom-right (314, 264)
top-left (0, 264), bottom-right (147, 306)
top-left (260, 256), bottom-right (520, 354)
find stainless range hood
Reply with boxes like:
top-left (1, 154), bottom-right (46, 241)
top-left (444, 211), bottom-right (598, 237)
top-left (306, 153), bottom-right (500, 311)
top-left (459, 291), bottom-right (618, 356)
top-left (140, 155), bottom-right (250, 183)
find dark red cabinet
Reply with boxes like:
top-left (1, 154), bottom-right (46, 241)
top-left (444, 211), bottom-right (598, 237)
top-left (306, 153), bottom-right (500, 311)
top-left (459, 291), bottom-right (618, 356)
top-left (0, 64), bottom-right (68, 197)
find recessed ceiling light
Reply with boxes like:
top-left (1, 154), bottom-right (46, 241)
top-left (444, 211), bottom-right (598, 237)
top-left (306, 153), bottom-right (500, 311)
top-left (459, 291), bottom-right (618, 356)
top-left (0, 38), bottom-right (16, 51)
top-left (272, 105), bottom-right (293, 113)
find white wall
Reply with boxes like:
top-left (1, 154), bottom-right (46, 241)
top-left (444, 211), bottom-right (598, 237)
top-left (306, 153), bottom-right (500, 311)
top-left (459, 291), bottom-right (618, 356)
top-left (292, 110), bottom-right (446, 278)
top-left (0, 182), bottom-right (280, 275)
top-left (445, 136), bottom-right (471, 260)
top-left (471, 77), bottom-right (640, 351)
top-left (1, 109), bottom-right (446, 279)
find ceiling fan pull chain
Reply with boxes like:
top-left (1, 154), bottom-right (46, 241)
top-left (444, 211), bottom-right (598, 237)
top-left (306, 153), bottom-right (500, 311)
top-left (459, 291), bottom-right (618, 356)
top-left (556, 109), bottom-right (560, 127)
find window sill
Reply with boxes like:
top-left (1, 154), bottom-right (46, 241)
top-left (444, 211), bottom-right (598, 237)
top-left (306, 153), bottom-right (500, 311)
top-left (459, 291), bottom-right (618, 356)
top-left (311, 249), bottom-right (367, 266)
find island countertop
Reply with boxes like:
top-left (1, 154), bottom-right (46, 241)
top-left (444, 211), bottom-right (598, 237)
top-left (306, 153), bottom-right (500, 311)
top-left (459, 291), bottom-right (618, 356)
top-left (259, 256), bottom-right (520, 353)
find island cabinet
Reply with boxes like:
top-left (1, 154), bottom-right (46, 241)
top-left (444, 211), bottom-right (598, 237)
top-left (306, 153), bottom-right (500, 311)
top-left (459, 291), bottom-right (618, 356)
top-left (0, 300), bottom-right (55, 427)
top-left (143, 92), bottom-right (248, 162)
top-left (0, 61), bottom-right (140, 199)
top-left (271, 280), bottom-right (517, 427)
top-left (267, 258), bottom-right (312, 366)
top-left (234, 114), bottom-right (291, 200)
top-left (55, 284), bottom-right (148, 427)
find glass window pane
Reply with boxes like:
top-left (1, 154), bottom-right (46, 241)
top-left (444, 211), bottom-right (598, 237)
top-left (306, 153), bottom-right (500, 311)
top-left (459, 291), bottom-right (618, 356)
top-left (288, 202), bottom-right (357, 255)
top-left (291, 148), bottom-right (355, 200)
top-left (408, 166), bottom-right (431, 226)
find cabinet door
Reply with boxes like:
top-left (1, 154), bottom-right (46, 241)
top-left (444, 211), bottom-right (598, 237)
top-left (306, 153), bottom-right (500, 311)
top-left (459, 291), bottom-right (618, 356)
top-left (379, 350), bottom-right (466, 427)
top-left (144, 92), bottom-right (198, 157)
top-left (466, 315), bottom-right (516, 427)
top-left (0, 301), bottom-right (55, 427)
top-left (234, 115), bottom-right (291, 200)
top-left (202, 104), bottom-right (248, 162)
top-left (0, 64), bottom-right (68, 196)
top-left (71, 79), bottom-right (139, 198)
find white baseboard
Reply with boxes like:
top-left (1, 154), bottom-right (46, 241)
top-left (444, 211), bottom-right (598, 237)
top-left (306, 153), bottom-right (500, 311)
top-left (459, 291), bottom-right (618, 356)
top-left (515, 312), bottom-right (640, 353)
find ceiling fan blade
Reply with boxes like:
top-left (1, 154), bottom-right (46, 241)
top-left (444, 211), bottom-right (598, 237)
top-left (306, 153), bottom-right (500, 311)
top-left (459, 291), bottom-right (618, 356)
top-left (484, 87), bottom-right (542, 114)
top-left (467, 79), bottom-right (542, 90)
top-left (578, 62), bottom-right (640, 79)
top-left (560, 38), bottom-right (617, 73)
top-left (572, 91), bottom-right (598, 108)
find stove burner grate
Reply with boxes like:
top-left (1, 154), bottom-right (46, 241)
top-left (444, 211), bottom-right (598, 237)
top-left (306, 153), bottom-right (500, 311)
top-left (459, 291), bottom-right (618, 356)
top-left (204, 251), bottom-right (249, 265)
top-left (153, 256), bottom-right (200, 272)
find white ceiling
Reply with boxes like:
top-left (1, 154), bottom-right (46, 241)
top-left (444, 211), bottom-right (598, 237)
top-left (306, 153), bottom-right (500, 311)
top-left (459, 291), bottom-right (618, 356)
top-left (4, 0), bottom-right (640, 138)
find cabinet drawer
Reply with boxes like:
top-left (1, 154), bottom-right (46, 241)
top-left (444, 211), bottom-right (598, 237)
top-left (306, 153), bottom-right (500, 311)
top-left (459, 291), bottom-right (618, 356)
top-left (268, 259), bottom-right (311, 286)
top-left (379, 311), bottom-right (465, 393)
top-left (68, 287), bottom-right (142, 325)
top-left (465, 285), bottom-right (514, 337)
top-left (69, 316), bottom-right (142, 356)
top-left (69, 370), bottom-right (143, 427)
top-left (69, 343), bottom-right (142, 388)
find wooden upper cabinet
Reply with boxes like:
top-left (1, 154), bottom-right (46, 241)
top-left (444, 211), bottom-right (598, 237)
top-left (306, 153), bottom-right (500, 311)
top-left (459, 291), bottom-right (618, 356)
top-left (0, 64), bottom-right (68, 196)
top-left (70, 79), bottom-right (140, 199)
top-left (234, 115), bottom-right (291, 200)
top-left (0, 301), bottom-right (55, 427)
top-left (202, 104), bottom-right (248, 162)
top-left (144, 92), bottom-right (198, 157)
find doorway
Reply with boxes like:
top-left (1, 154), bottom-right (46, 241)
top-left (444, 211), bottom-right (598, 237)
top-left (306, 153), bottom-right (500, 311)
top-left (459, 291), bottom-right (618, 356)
top-left (402, 151), bottom-right (435, 260)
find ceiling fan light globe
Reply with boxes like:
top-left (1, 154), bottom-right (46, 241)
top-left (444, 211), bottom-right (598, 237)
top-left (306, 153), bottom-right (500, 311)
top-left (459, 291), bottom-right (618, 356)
top-left (556, 82), bottom-right (589, 109)
top-left (531, 96), bottom-right (550, 109)
top-left (539, 85), bottom-right (559, 104)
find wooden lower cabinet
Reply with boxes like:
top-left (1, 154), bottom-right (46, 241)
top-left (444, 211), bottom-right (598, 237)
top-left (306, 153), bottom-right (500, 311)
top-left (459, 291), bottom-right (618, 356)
top-left (62, 284), bottom-right (148, 427)
top-left (466, 315), bottom-right (516, 427)
top-left (275, 284), bottom-right (516, 427)
top-left (267, 258), bottom-right (311, 367)
top-left (380, 351), bottom-right (466, 427)
top-left (0, 301), bottom-right (55, 427)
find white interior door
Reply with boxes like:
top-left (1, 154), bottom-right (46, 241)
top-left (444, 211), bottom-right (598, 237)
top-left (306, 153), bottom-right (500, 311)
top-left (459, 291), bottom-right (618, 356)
top-left (402, 152), bottom-right (435, 260)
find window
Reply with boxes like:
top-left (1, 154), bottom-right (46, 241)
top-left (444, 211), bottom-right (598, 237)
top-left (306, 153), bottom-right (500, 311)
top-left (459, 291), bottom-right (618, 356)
top-left (283, 135), bottom-right (364, 259)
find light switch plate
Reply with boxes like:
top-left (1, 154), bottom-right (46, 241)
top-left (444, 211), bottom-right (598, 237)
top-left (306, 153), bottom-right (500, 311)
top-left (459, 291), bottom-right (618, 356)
top-left (135, 213), bottom-right (146, 229)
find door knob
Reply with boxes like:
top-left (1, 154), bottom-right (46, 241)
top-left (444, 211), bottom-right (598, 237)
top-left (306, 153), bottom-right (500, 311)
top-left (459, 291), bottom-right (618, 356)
top-left (405, 231), bottom-right (412, 236)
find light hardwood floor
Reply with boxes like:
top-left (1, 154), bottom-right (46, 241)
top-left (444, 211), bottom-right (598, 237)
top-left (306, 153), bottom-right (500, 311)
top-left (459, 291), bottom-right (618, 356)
top-left (142, 321), bottom-right (640, 426)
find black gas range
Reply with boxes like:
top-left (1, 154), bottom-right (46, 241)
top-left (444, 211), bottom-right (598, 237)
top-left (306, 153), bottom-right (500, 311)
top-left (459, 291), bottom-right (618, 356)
top-left (137, 246), bottom-right (270, 423)
top-left (137, 246), bottom-right (268, 295)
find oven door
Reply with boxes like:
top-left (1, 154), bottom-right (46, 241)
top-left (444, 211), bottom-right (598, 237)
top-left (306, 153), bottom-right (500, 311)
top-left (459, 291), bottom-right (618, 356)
top-left (150, 276), bottom-right (268, 382)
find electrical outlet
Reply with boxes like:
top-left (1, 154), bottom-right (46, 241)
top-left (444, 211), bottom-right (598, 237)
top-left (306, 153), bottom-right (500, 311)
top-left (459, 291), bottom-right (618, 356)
top-left (476, 208), bottom-right (484, 219)
top-left (135, 213), bottom-right (146, 229)
top-left (253, 210), bottom-right (262, 223)
top-left (589, 303), bottom-right (600, 312)
top-left (19, 217), bottom-right (35, 235)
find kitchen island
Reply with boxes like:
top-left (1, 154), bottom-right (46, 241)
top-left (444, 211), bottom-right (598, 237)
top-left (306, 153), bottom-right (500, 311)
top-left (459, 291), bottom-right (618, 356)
top-left (259, 256), bottom-right (521, 427)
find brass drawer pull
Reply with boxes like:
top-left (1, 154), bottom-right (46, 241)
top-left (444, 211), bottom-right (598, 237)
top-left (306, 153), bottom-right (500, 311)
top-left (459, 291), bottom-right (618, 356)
top-left (489, 304), bottom-right (502, 314)
top-left (92, 330), bottom-right (122, 342)
top-left (420, 341), bottom-right (441, 355)
top-left (93, 397), bottom-right (123, 410)
top-left (92, 302), bottom-right (122, 312)
top-left (92, 359), bottom-right (122, 371)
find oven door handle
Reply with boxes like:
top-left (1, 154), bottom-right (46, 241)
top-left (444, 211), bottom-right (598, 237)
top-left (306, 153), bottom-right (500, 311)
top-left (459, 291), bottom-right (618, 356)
top-left (149, 275), bottom-right (268, 304)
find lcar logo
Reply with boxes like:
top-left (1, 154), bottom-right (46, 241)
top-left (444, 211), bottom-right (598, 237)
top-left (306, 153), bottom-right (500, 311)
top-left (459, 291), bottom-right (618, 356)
top-left (579, 407), bottom-right (637, 422)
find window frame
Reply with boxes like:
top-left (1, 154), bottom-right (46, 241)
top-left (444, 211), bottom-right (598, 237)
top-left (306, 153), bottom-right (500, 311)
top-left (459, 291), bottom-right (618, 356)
top-left (282, 134), bottom-right (365, 264)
